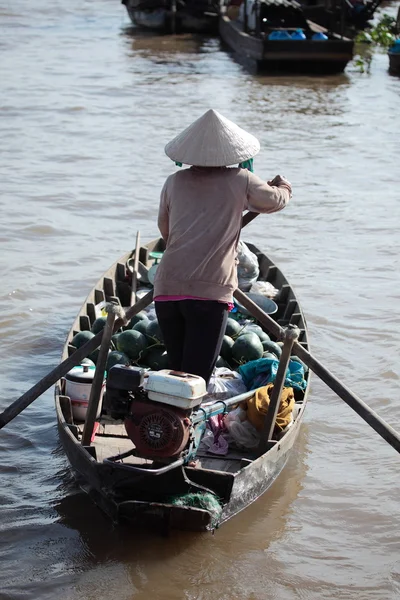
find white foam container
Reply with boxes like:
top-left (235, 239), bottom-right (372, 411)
top-left (146, 369), bottom-right (207, 409)
top-left (65, 365), bottom-right (104, 422)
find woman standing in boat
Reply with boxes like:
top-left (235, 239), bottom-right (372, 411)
top-left (153, 109), bottom-right (291, 385)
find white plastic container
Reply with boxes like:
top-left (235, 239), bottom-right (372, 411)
top-left (65, 364), bottom-right (104, 422)
top-left (146, 369), bottom-right (207, 409)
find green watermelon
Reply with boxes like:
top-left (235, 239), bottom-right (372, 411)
top-left (90, 317), bottom-right (107, 335)
top-left (142, 347), bottom-right (169, 371)
top-left (239, 323), bottom-right (270, 342)
top-left (106, 350), bottom-right (130, 372)
top-left (290, 355), bottom-right (309, 374)
top-left (225, 318), bottom-right (242, 338)
top-left (71, 330), bottom-right (95, 348)
top-left (145, 320), bottom-right (164, 345)
top-left (128, 311), bottom-right (149, 330)
top-left (262, 340), bottom-right (282, 358)
top-left (111, 333), bottom-right (120, 349)
top-left (216, 356), bottom-right (230, 368)
top-left (263, 351), bottom-right (278, 360)
top-left (132, 320), bottom-right (149, 336)
top-left (88, 348), bottom-right (100, 364)
top-left (116, 330), bottom-right (148, 361)
top-left (231, 333), bottom-right (264, 365)
top-left (220, 335), bottom-right (234, 362)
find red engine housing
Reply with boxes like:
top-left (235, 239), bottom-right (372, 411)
top-left (124, 399), bottom-right (191, 459)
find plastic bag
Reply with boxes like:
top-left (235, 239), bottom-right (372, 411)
top-left (238, 357), bottom-right (307, 391)
top-left (224, 407), bottom-right (260, 449)
top-left (237, 241), bottom-right (259, 292)
top-left (204, 368), bottom-right (247, 403)
top-left (250, 280), bottom-right (279, 299)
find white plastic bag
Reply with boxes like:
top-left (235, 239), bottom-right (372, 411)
top-left (224, 407), bottom-right (261, 449)
top-left (237, 241), bottom-right (259, 292)
top-left (250, 280), bottom-right (279, 299)
top-left (204, 368), bottom-right (247, 403)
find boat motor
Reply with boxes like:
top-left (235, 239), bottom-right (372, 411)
top-left (105, 365), bottom-right (207, 463)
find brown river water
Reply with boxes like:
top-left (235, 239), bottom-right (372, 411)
top-left (1, 1), bottom-right (400, 598)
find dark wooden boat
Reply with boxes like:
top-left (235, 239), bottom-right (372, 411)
top-left (121, 0), bottom-right (220, 34)
top-left (55, 236), bottom-right (310, 532)
top-left (388, 50), bottom-right (400, 75)
top-left (219, 0), bottom-right (354, 74)
top-left (300, 0), bottom-right (384, 39)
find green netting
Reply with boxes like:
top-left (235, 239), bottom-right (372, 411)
top-left (169, 492), bottom-right (223, 528)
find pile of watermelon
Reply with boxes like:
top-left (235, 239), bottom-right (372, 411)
top-left (70, 314), bottom-right (305, 375)
top-left (70, 311), bottom-right (169, 373)
top-left (217, 317), bottom-right (283, 369)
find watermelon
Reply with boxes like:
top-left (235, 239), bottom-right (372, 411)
top-left (263, 351), bottom-right (278, 360)
top-left (145, 320), bottom-right (164, 345)
top-left (111, 333), bottom-right (120, 349)
top-left (106, 350), bottom-right (130, 372)
top-left (216, 356), bottom-right (230, 368)
top-left (262, 340), bottom-right (282, 358)
top-left (231, 332), bottom-right (264, 365)
top-left (128, 311), bottom-right (149, 330)
top-left (225, 318), bottom-right (242, 338)
top-left (220, 335), bottom-right (234, 362)
top-left (290, 355), bottom-right (309, 374)
top-left (132, 320), bottom-right (149, 336)
top-left (71, 330), bottom-right (95, 348)
top-left (116, 330), bottom-right (148, 361)
top-left (239, 323), bottom-right (270, 342)
top-left (88, 348), bottom-right (100, 364)
top-left (91, 317), bottom-right (107, 335)
top-left (142, 347), bottom-right (169, 371)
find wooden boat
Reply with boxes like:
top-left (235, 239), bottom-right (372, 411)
top-left (121, 0), bottom-right (220, 34)
top-left (54, 235), bottom-right (310, 532)
top-left (300, 0), bottom-right (384, 39)
top-left (219, 0), bottom-right (354, 74)
top-left (388, 50), bottom-right (400, 75)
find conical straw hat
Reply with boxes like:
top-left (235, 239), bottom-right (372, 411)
top-left (164, 109), bottom-right (260, 167)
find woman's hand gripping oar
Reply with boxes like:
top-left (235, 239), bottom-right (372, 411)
top-left (0, 290), bottom-right (154, 430)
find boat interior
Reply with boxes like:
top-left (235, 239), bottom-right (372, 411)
top-left (58, 238), bottom-right (309, 476)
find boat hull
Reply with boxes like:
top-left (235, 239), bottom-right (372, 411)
top-left (55, 238), bottom-right (310, 532)
top-left (388, 52), bottom-right (400, 75)
top-left (219, 15), bottom-right (354, 74)
top-left (123, 0), bottom-right (219, 34)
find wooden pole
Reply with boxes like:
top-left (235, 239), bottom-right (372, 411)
top-left (130, 231), bottom-right (141, 306)
top-left (81, 304), bottom-right (124, 447)
top-left (241, 211), bottom-right (259, 229)
top-left (257, 325), bottom-right (299, 455)
top-left (234, 288), bottom-right (400, 455)
top-left (0, 290), bottom-right (154, 430)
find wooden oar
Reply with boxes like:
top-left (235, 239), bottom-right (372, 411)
top-left (234, 288), bottom-right (400, 455)
top-left (130, 231), bottom-right (141, 306)
top-left (81, 303), bottom-right (126, 447)
top-left (0, 290), bottom-right (154, 430)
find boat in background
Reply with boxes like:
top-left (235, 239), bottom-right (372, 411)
top-left (300, 0), bottom-right (384, 39)
top-left (121, 0), bottom-right (220, 34)
top-left (388, 47), bottom-right (400, 75)
top-left (55, 236), bottom-right (310, 532)
top-left (219, 0), bottom-right (354, 74)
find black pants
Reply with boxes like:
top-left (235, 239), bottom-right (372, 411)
top-left (155, 300), bottom-right (229, 386)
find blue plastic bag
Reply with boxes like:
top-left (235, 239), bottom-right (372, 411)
top-left (238, 357), bottom-right (307, 391)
